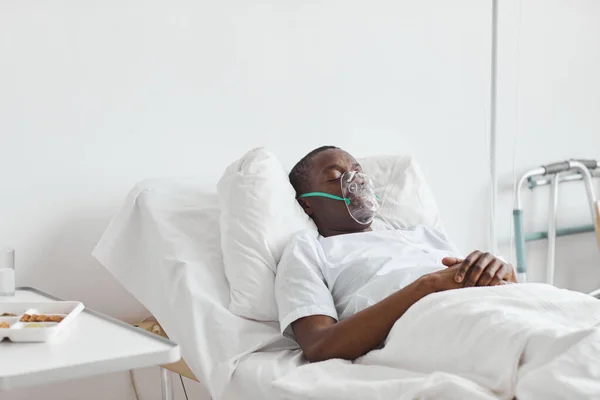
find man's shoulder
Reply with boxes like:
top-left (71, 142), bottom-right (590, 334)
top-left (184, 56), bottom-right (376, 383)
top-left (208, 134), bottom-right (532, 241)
top-left (277, 229), bottom-right (323, 276)
top-left (279, 229), bottom-right (321, 264)
top-left (287, 229), bottom-right (320, 247)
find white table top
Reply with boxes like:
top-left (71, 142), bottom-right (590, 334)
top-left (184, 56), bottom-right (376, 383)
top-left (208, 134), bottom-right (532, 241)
top-left (0, 288), bottom-right (180, 391)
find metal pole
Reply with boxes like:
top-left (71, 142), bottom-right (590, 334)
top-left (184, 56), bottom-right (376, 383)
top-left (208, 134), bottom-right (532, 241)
top-left (529, 169), bottom-right (600, 189)
top-left (546, 174), bottom-right (560, 285)
top-left (513, 167), bottom-right (546, 282)
top-left (489, 0), bottom-right (499, 254)
top-left (514, 167), bottom-right (546, 209)
top-left (568, 161), bottom-right (598, 222)
top-left (161, 368), bottom-right (174, 400)
top-left (525, 224), bottom-right (596, 241)
top-left (595, 201), bottom-right (600, 249)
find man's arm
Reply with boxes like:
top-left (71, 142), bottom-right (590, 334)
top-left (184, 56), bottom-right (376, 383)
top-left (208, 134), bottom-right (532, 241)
top-left (292, 266), bottom-right (464, 362)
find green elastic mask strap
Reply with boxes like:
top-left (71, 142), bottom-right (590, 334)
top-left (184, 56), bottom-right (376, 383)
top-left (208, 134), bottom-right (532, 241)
top-left (298, 192), bottom-right (351, 205)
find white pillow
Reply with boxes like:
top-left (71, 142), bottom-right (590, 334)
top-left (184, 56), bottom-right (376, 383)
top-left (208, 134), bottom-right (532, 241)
top-left (217, 148), bottom-right (316, 321)
top-left (360, 155), bottom-right (442, 231)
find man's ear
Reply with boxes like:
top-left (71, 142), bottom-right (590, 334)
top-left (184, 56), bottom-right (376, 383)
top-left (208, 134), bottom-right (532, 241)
top-left (297, 198), bottom-right (313, 216)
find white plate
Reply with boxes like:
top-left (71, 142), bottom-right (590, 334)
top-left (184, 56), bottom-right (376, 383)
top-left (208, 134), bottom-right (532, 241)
top-left (0, 302), bottom-right (84, 342)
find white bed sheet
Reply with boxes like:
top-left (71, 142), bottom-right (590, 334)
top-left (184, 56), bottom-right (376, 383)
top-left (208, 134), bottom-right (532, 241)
top-left (267, 284), bottom-right (600, 400)
top-left (222, 349), bottom-right (307, 400)
top-left (93, 178), bottom-right (299, 399)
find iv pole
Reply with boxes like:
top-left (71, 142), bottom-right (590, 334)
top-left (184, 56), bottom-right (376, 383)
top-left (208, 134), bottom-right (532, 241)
top-left (489, 0), bottom-right (499, 255)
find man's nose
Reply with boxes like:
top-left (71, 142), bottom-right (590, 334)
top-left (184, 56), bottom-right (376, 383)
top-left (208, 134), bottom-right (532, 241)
top-left (353, 174), bottom-right (366, 186)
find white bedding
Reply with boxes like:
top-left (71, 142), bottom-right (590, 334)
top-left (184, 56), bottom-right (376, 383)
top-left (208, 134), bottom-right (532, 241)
top-left (92, 178), bottom-right (297, 399)
top-left (271, 283), bottom-right (600, 400)
top-left (222, 350), bottom-right (306, 399)
top-left (94, 176), bottom-right (600, 400)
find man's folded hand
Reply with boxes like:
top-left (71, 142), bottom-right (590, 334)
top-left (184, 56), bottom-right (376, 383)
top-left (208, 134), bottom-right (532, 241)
top-left (442, 251), bottom-right (518, 287)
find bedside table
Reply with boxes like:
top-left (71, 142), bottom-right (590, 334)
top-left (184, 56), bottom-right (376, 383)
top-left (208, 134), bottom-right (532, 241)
top-left (135, 316), bottom-right (198, 382)
top-left (134, 316), bottom-right (200, 400)
top-left (0, 287), bottom-right (181, 400)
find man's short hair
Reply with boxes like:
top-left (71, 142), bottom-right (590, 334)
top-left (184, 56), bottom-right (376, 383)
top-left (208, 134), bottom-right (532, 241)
top-left (289, 145), bottom-right (338, 197)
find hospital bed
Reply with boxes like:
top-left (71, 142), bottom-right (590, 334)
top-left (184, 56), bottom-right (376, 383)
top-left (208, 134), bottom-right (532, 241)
top-left (93, 150), bottom-right (600, 400)
top-left (92, 151), bottom-right (445, 399)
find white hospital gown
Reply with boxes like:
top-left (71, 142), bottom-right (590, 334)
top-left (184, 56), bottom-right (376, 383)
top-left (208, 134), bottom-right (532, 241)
top-left (274, 226), bottom-right (460, 336)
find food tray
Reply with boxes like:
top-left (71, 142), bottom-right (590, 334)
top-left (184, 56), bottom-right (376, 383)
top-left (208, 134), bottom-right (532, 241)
top-left (0, 301), bottom-right (84, 342)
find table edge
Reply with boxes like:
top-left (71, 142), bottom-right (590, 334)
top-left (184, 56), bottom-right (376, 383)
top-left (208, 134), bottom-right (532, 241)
top-left (0, 287), bottom-right (182, 391)
top-left (15, 286), bottom-right (179, 349)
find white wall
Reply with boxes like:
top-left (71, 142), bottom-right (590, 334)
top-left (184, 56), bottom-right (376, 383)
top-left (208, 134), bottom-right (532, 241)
top-left (0, 1), bottom-right (491, 398)
top-left (496, 0), bottom-right (600, 291)
top-left (1, 0), bottom-right (597, 399)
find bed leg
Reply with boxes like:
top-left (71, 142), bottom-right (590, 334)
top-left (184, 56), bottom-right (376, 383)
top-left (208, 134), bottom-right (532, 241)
top-left (161, 368), bottom-right (174, 400)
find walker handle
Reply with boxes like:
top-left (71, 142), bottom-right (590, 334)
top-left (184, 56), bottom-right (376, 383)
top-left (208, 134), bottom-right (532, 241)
top-left (572, 159), bottom-right (598, 170)
top-left (543, 161), bottom-right (570, 175)
top-left (542, 159), bottom-right (598, 175)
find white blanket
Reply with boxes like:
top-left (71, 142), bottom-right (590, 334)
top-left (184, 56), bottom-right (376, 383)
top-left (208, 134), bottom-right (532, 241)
top-left (272, 283), bottom-right (600, 400)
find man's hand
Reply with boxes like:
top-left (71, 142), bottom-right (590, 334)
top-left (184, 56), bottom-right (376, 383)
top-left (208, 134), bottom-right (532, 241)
top-left (424, 265), bottom-right (467, 293)
top-left (442, 251), bottom-right (517, 287)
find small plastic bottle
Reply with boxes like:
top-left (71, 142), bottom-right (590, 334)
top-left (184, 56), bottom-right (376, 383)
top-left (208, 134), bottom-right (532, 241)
top-left (0, 247), bottom-right (15, 296)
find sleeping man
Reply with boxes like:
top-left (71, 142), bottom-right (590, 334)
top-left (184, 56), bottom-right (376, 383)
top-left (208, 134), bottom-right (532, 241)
top-left (274, 146), bottom-right (600, 398)
top-left (274, 145), bottom-right (519, 363)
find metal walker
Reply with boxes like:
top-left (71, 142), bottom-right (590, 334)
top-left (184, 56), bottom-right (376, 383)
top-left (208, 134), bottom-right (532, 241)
top-left (513, 159), bottom-right (600, 296)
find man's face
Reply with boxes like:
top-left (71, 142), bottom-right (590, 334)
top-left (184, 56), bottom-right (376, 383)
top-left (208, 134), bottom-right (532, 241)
top-left (300, 148), bottom-right (372, 235)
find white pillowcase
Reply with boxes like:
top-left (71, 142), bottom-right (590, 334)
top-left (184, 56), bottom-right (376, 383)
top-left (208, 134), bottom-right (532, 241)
top-left (218, 148), bottom-right (442, 322)
top-left (360, 155), bottom-right (442, 231)
top-left (217, 148), bottom-right (316, 321)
